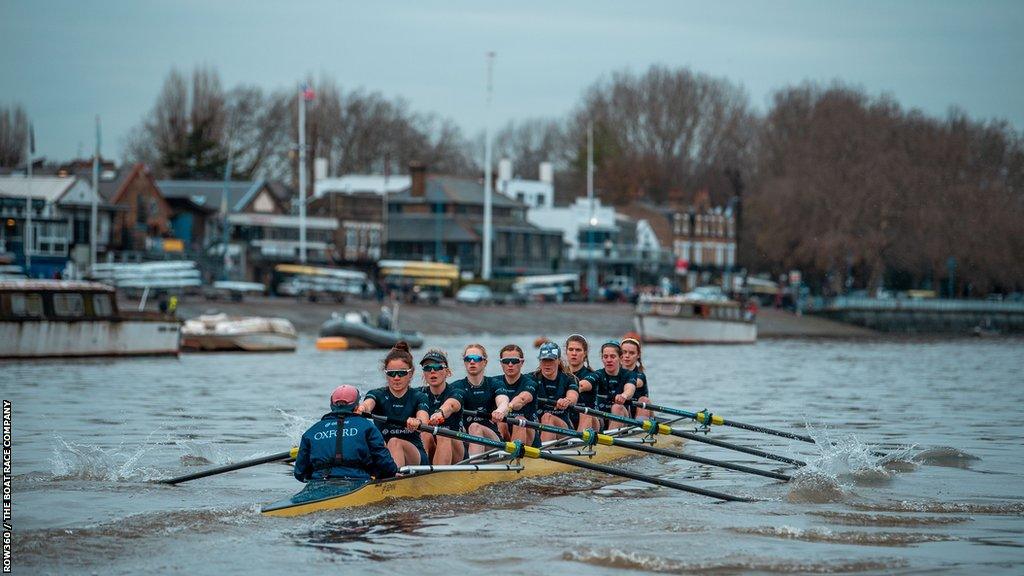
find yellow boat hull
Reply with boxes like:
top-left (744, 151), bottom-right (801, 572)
top-left (262, 433), bottom-right (684, 517)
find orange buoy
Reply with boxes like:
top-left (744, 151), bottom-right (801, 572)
top-left (316, 336), bottom-right (350, 351)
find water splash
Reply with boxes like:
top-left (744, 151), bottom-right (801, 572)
top-left (911, 446), bottom-right (980, 469)
top-left (276, 408), bottom-right (312, 441)
top-left (783, 424), bottom-right (917, 501)
top-left (173, 440), bottom-right (231, 467)
top-left (730, 525), bottom-right (955, 547)
top-left (50, 434), bottom-right (164, 482)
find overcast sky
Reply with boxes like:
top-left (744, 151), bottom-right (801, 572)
top-left (2, 0), bottom-right (1022, 162)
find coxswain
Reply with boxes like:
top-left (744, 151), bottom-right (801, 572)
top-left (578, 340), bottom-right (637, 428)
top-left (620, 337), bottom-right (651, 418)
top-left (356, 341), bottom-right (431, 467)
top-left (293, 385), bottom-right (398, 483)
top-left (418, 348), bottom-right (465, 465)
top-left (565, 334), bottom-right (601, 432)
top-left (491, 344), bottom-right (538, 447)
top-left (531, 341), bottom-right (580, 442)
top-left (450, 344), bottom-right (510, 455)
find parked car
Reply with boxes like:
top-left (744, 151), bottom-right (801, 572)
top-left (493, 290), bottom-right (528, 306)
top-left (412, 285), bottom-right (443, 305)
top-left (456, 284), bottom-right (494, 305)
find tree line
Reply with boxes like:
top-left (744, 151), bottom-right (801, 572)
top-left (2, 64), bottom-right (1020, 295)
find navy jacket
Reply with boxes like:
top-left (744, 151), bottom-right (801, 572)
top-left (293, 409), bottom-right (398, 482)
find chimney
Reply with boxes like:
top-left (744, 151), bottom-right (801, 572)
top-left (539, 161), bottom-right (553, 184)
top-left (409, 161), bottom-right (426, 197)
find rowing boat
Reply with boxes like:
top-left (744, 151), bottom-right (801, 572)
top-left (261, 420), bottom-right (685, 517)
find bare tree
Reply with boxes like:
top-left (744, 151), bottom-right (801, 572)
top-left (0, 104), bottom-right (29, 168)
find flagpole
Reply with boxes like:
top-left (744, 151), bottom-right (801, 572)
top-left (25, 126), bottom-right (33, 273)
top-left (298, 83), bottom-right (308, 264)
top-left (482, 51), bottom-right (495, 280)
top-left (90, 115), bottom-right (100, 271)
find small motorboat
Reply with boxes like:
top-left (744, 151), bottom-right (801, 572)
top-left (317, 311), bottom-right (423, 350)
top-left (181, 313), bottom-right (297, 352)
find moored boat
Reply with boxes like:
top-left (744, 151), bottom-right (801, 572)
top-left (181, 313), bottom-right (297, 352)
top-left (635, 295), bottom-right (757, 344)
top-left (261, 422), bottom-right (683, 517)
top-left (317, 311), bottom-right (424, 350)
top-left (0, 279), bottom-right (180, 358)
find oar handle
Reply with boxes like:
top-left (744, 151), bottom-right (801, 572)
top-left (159, 447), bottom-right (298, 485)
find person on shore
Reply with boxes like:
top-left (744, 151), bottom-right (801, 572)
top-left (356, 341), bottom-right (431, 467)
top-left (565, 334), bottom-right (601, 432)
top-left (531, 341), bottom-right (580, 442)
top-left (293, 385), bottom-right (398, 483)
top-left (579, 340), bottom-right (637, 429)
top-left (417, 349), bottom-right (465, 465)
top-left (451, 344), bottom-right (510, 456)
top-left (491, 344), bottom-right (538, 447)
top-left (620, 337), bottom-right (651, 419)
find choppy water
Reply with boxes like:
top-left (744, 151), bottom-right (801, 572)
top-left (5, 336), bottom-right (1024, 574)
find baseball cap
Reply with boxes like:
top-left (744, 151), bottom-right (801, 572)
top-left (538, 341), bottom-right (561, 360)
top-left (330, 385), bottom-right (360, 407)
top-left (420, 350), bottom-right (448, 366)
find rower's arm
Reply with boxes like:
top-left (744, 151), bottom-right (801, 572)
top-left (438, 398), bottom-right (461, 418)
top-left (566, 389), bottom-right (579, 404)
top-left (510, 391), bottom-right (533, 411)
top-left (622, 382), bottom-right (636, 400)
top-left (357, 398), bottom-right (376, 414)
top-left (578, 377), bottom-right (593, 392)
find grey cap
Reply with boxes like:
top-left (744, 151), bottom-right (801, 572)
top-left (538, 341), bottom-right (561, 360)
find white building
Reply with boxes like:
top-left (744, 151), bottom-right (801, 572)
top-left (527, 197), bottom-right (617, 260)
top-left (496, 160), bottom-right (554, 209)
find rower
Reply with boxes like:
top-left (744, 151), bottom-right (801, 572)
top-left (565, 334), bottom-right (601, 432)
top-left (578, 340), bottom-right (637, 428)
top-left (293, 385), bottom-right (398, 483)
top-left (356, 341), bottom-right (431, 467)
top-left (531, 342), bottom-right (580, 442)
top-left (620, 336), bottom-right (651, 418)
top-left (450, 344), bottom-right (510, 455)
top-left (491, 344), bottom-right (538, 447)
top-left (417, 349), bottom-right (465, 465)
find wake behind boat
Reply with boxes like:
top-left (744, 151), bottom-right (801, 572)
top-left (181, 313), bottom-right (297, 352)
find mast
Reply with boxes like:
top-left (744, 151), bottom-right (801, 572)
top-left (481, 51), bottom-right (495, 280)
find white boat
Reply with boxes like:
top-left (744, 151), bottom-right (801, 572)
top-left (0, 280), bottom-right (180, 358)
top-left (634, 295), bottom-right (757, 344)
top-left (181, 313), bottom-right (297, 352)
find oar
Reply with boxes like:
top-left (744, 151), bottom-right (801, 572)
top-left (629, 400), bottom-right (815, 443)
top-left (363, 414), bottom-right (753, 502)
top-left (549, 401), bottom-right (807, 467)
top-left (498, 413), bottom-right (790, 482)
top-left (158, 447), bottom-right (299, 485)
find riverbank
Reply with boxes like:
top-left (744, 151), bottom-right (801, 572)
top-left (166, 295), bottom-right (876, 338)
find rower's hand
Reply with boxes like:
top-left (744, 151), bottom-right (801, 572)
top-left (405, 417), bottom-right (422, 430)
top-left (555, 398), bottom-right (570, 410)
top-left (614, 394), bottom-right (627, 405)
top-left (428, 412), bottom-right (445, 426)
top-left (491, 409), bottom-right (506, 422)
top-left (353, 405), bottom-right (364, 415)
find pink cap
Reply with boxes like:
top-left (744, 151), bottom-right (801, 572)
top-left (330, 385), bottom-right (360, 406)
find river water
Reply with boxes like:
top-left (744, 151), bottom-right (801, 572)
top-left (6, 335), bottom-right (1024, 574)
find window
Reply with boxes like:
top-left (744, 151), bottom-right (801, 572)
top-left (10, 292), bottom-right (44, 318)
top-left (92, 293), bottom-right (113, 316)
top-left (53, 293), bottom-right (85, 318)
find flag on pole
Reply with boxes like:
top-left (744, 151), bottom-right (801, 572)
top-left (302, 83), bottom-right (315, 102)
